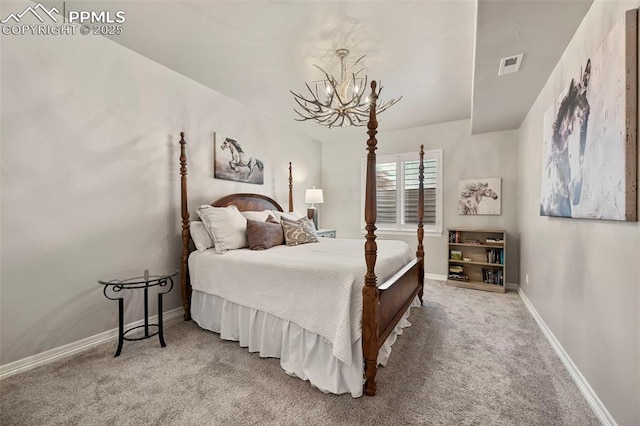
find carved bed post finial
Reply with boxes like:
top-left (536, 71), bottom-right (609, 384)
top-left (179, 132), bottom-right (192, 320)
top-left (288, 162), bottom-right (294, 213)
top-left (363, 80), bottom-right (379, 396)
top-left (417, 144), bottom-right (425, 305)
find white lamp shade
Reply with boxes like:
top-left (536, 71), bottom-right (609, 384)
top-left (305, 187), bottom-right (324, 204)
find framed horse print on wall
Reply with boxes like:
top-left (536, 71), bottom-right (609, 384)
top-left (540, 9), bottom-right (637, 222)
top-left (214, 132), bottom-right (265, 185)
top-left (458, 178), bottom-right (501, 215)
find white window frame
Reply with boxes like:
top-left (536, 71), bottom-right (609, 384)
top-left (361, 149), bottom-right (443, 236)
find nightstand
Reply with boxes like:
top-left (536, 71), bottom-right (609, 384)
top-left (98, 268), bottom-right (177, 357)
top-left (316, 229), bottom-right (336, 238)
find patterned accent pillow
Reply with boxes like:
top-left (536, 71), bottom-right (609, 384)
top-left (281, 214), bottom-right (317, 231)
top-left (281, 217), bottom-right (319, 246)
top-left (246, 219), bottom-right (284, 250)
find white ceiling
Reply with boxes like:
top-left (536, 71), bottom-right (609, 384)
top-left (66, 0), bottom-right (592, 142)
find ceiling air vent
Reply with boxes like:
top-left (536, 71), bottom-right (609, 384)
top-left (498, 54), bottom-right (524, 76)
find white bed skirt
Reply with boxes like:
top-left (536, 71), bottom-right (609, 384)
top-left (191, 290), bottom-right (419, 398)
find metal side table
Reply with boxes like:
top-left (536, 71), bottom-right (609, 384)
top-left (98, 268), bottom-right (177, 357)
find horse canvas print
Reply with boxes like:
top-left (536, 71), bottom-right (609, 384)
top-left (458, 178), bottom-right (501, 215)
top-left (214, 132), bottom-right (264, 185)
top-left (540, 11), bottom-right (637, 221)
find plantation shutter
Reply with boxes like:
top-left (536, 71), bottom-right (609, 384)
top-left (403, 158), bottom-right (438, 225)
top-left (376, 162), bottom-right (397, 224)
top-left (365, 149), bottom-right (441, 233)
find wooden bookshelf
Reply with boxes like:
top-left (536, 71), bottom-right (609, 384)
top-left (447, 228), bottom-right (506, 293)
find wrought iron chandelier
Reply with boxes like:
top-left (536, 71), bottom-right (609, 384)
top-left (290, 48), bottom-right (401, 128)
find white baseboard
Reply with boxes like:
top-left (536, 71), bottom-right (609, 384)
top-left (425, 273), bottom-right (447, 282)
top-left (0, 307), bottom-right (183, 380)
top-left (518, 288), bottom-right (616, 426)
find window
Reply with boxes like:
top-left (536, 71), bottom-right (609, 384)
top-left (361, 149), bottom-right (442, 235)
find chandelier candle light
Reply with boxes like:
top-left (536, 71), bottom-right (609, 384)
top-left (291, 49), bottom-right (401, 128)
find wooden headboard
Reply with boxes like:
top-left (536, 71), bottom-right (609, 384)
top-left (212, 193), bottom-right (283, 212)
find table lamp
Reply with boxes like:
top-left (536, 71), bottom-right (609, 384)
top-left (305, 186), bottom-right (324, 229)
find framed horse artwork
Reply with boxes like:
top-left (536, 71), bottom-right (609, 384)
top-left (458, 177), bottom-right (501, 215)
top-left (540, 9), bottom-right (637, 222)
top-left (213, 132), bottom-right (265, 185)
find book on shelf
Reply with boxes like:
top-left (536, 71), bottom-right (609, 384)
top-left (481, 268), bottom-right (504, 285)
top-left (485, 248), bottom-right (503, 264)
top-left (450, 249), bottom-right (462, 260)
top-left (448, 272), bottom-right (469, 282)
top-left (485, 237), bottom-right (504, 243)
top-left (448, 230), bottom-right (462, 243)
top-left (449, 266), bottom-right (464, 274)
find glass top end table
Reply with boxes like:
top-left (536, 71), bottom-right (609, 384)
top-left (98, 268), bottom-right (178, 357)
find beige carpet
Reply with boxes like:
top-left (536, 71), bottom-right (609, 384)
top-left (1, 281), bottom-right (599, 425)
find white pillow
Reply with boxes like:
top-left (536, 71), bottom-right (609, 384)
top-left (190, 221), bottom-right (214, 252)
top-left (196, 205), bottom-right (248, 254)
top-left (241, 210), bottom-right (273, 222)
top-left (270, 210), bottom-right (303, 222)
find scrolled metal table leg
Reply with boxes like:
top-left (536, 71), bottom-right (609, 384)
top-left (158, 292), bottom-right (166, 347)
top-left (103, 284), bottom-right (125, 357)
top-left (144, 285), bottom-right (149, 338)
top-left (157, 276), bottom-right (173, 348)
top-left (115, 297), bottom-right (124, 357)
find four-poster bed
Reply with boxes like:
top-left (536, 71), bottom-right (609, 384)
top-left (178, 81), bottom-right (425, 396)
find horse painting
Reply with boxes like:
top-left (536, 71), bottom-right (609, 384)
top-left (458, 179), bottom-right (501, 215)
top-left (214, 135), bottom-right (264, 185)
top-left (540, 59), bottom-right (591, 218)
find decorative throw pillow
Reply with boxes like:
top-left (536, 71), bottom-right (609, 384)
top-left (281, 214), bottom-right (317, 232)
top-left (196, 205), bottom-right (248, 254)
top-left (281, 217), bottom-right (319, 246)
top-left (241, 210), bottom-right (274, 222)
top-left (246, 219), bottom-right (284, 250)
top-left (190, 221), bottom-right (214, 252)
top-left (270, 210), bottom-right (303, 222)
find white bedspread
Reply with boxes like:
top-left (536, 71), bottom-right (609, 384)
top-left (189, 238), bottom-right (413, 364)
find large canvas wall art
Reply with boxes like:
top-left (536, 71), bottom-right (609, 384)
top-left (214, 132), bottom-right (264, 185)
top-left (540, 10), bottom-right (637, 221)
top-left (458, 178), bottom-right (501, 215)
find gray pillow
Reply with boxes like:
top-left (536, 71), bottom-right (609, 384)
top-left (246, 219), bottom-right (284, 250)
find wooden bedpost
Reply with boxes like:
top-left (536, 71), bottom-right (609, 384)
top-left (288, 162), bottom-right (294, 213)
top-left (417, 145), bottom-right (425, 305)
top-left (363, 81), bottom-right (379, 396)
top-left (179, 132), bottom-right (192, 321)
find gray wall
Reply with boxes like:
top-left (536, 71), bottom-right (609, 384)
top-left (517, 0), bottom-right (640, 423)
top-left (322, 119), bottom-right (519, 283)
top-left (0, 21), bottom-right (321, 365)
